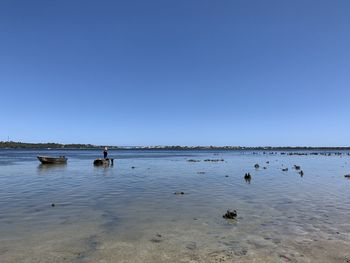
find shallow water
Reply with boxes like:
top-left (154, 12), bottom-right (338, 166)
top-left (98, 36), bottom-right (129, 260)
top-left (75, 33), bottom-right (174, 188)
top-left (0, 149), bottom-right (350, 262)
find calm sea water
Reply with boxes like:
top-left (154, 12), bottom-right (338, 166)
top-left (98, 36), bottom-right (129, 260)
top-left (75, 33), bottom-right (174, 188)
top-left (0, 149), bottom-right (350, 263)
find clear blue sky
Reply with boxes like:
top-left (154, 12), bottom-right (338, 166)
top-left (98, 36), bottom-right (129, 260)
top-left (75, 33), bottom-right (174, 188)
top-left (1, 0), bottom-right (349, 146)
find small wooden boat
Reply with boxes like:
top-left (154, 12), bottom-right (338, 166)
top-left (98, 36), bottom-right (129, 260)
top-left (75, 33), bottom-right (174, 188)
top-left (37, 156), bottom-right (68, 164)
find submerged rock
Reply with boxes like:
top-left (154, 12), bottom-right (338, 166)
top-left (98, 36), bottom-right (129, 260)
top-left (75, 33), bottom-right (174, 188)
top-left (294, 165), bottom-right (301, 170)
top-left (223, 210), bottom-right (237, 219)
top-left (187, 159), bottom-right (200, 162)
top-left (186, 242), bottom-right (197, 250)
top-left (150, 238), bottom-right (162, 243)
top-left (93, 158), bottom-right (110, 166)
top-left (204, 159), bottom-right (224, 162)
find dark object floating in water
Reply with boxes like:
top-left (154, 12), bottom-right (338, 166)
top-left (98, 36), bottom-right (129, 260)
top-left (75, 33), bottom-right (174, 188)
top-left (187, 159), bottom-right (200, 162)
top-left (51, 203), bottom-right (55, 207)
top-left (345, 174), bottom-right (350, 179)
top-left (131, 166), bottom-right (135, 169)
top-left (266, 161), bottom-right (270, 164)
top-left (294, 165), bottom-right (301, 170)
top-left (37, 156), bottom-right (67, 164)
top-left (204, 159), bottom-right (224, 162)
top-left (254, 164), bottom-right (260, 169)
top-left (223, 210), bottom-right (237, 219)
top-left (197, 172), bottom-right (205, 174)
top-left (225, 175), bottom-right (229, 177)
top-left (263, 167), bottom-right (267, 169)
top-left (299, 170), bottom-right (304, 177)
top-left (93, 158), bottom-right (114, 166)
top-left (282, 168), bottom-right (288, 172)
top-left (174, 192), bottom-right (185, 195)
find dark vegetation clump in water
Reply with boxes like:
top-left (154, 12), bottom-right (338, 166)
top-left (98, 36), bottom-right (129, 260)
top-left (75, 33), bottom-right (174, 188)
top-left (223, 210), bottom-right (237, 219)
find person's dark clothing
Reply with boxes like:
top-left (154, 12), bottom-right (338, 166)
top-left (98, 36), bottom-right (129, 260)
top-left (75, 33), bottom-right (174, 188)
top-left (103, 150), bottom-right (108, 158)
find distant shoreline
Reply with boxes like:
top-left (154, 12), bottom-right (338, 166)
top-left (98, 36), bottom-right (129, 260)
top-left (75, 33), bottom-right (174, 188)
top-left (1, 141), bottom-right (350, 151)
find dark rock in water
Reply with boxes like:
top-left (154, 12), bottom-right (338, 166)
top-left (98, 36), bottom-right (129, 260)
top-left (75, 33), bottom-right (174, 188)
top-left (187, 159), bottom-right (200, 162)
top-left (244, 173), bottom-right (251, 183)
top-left (131, 166), bottom-right (135, 169)
top-left (223, 210), bottom-right (237, 219)
top-left (282, 168), bottom-right (288, 172)
top-left (204, 159), bottom-right (224, 162)
top-left (225, 175), bottom-right (229, 177)
top-left (51, 203), bottom-right (55, 207)
top-left (254, 164), bottom-right (260, 169)
top-left (93, 158), bottom-right (111, 166)
top-left (266, 161), bottom-right (270, 164)
top-left (174, 192), bottom-right (185, 195)
top-left (345, 174), bottom-right (350, 179)
top-left (263, 167), bottom-right (267, 169)
top-left (294, 165), bottom-right (301, 170)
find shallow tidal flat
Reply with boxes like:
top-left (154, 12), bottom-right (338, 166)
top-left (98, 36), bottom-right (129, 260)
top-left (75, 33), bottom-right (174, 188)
top-left (0, 149), bottom-right (350, 263)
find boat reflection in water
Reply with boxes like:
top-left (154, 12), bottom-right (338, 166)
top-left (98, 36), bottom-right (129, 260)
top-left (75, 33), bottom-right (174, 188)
top-left (37, 163), bottom-right (67, 173)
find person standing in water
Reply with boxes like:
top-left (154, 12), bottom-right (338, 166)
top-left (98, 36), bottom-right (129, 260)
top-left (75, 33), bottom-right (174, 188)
top-left (103, 147), bottom-right (108, 159)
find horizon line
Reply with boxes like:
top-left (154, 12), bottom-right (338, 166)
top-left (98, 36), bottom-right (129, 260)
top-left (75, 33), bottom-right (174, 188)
top-left (1, 141), bottom-right (350, 149)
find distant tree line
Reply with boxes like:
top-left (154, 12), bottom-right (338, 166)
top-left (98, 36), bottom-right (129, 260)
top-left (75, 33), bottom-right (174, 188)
top-left (0, 141), bottom-right (108, 149)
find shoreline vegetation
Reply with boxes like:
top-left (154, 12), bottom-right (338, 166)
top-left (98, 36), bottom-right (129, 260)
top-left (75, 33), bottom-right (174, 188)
top-left (1, 141), bottom-right (350, 151)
